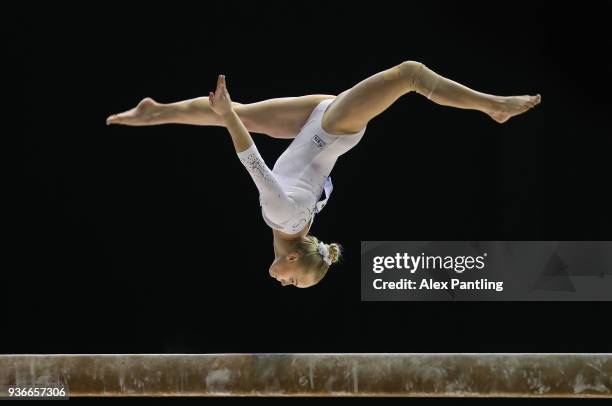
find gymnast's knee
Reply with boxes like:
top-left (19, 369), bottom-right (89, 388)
top-left (394, 61), bottom-right (440, 98)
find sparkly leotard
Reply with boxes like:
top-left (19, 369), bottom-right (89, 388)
top-left (237, 99), bottom-right (367, 234)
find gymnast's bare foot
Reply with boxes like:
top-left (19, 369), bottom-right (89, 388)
top-left (106, 97), bottom-right (161, 126)
top-left (486, 94), bottom-right (542, 124)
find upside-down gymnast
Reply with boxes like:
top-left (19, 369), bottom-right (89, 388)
top-left (107, 61), bottom-right (541, 288)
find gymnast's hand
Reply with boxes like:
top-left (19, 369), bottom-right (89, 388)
top-left (209, 74), bottom-right (233, 116)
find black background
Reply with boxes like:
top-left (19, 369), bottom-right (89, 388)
top-left (7, 0), bottom-right (612, 360)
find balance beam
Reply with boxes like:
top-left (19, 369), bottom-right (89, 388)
top-left (1, 354), bottom-right (611, 397)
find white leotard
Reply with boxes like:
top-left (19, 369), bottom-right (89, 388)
top-left (237, 99), bottom-right (367, 234)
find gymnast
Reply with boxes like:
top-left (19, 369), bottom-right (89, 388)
top-left (107, 61), bottom-right (541, 288)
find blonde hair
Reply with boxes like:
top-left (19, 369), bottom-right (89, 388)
top-left (296, 235), bottom-right (342, 284)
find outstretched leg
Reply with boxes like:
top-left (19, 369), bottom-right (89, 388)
top-left (106, 94), bottom-right (335, 139)
top-left (322, 61), bottom-right (541, 134)
top-left (106, 97), bottom-right (242, 127)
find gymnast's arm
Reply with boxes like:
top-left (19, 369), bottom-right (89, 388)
top-left (209, 74), bottom-right (253, 153)
top-left (210, 75), bottom-right (294, 223)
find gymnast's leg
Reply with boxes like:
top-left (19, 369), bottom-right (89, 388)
top-left (106, 97), bottom-right (244, 127)
top-left (106, 94), bottom-right (335, 139)
top-left (322, 60), bottom-right (541, 134)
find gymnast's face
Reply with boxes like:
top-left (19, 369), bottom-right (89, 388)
top-left (269, 252), bottom-right (317, 288)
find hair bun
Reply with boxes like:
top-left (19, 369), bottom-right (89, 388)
top-left (327, 243), bottom-right (342, 264)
